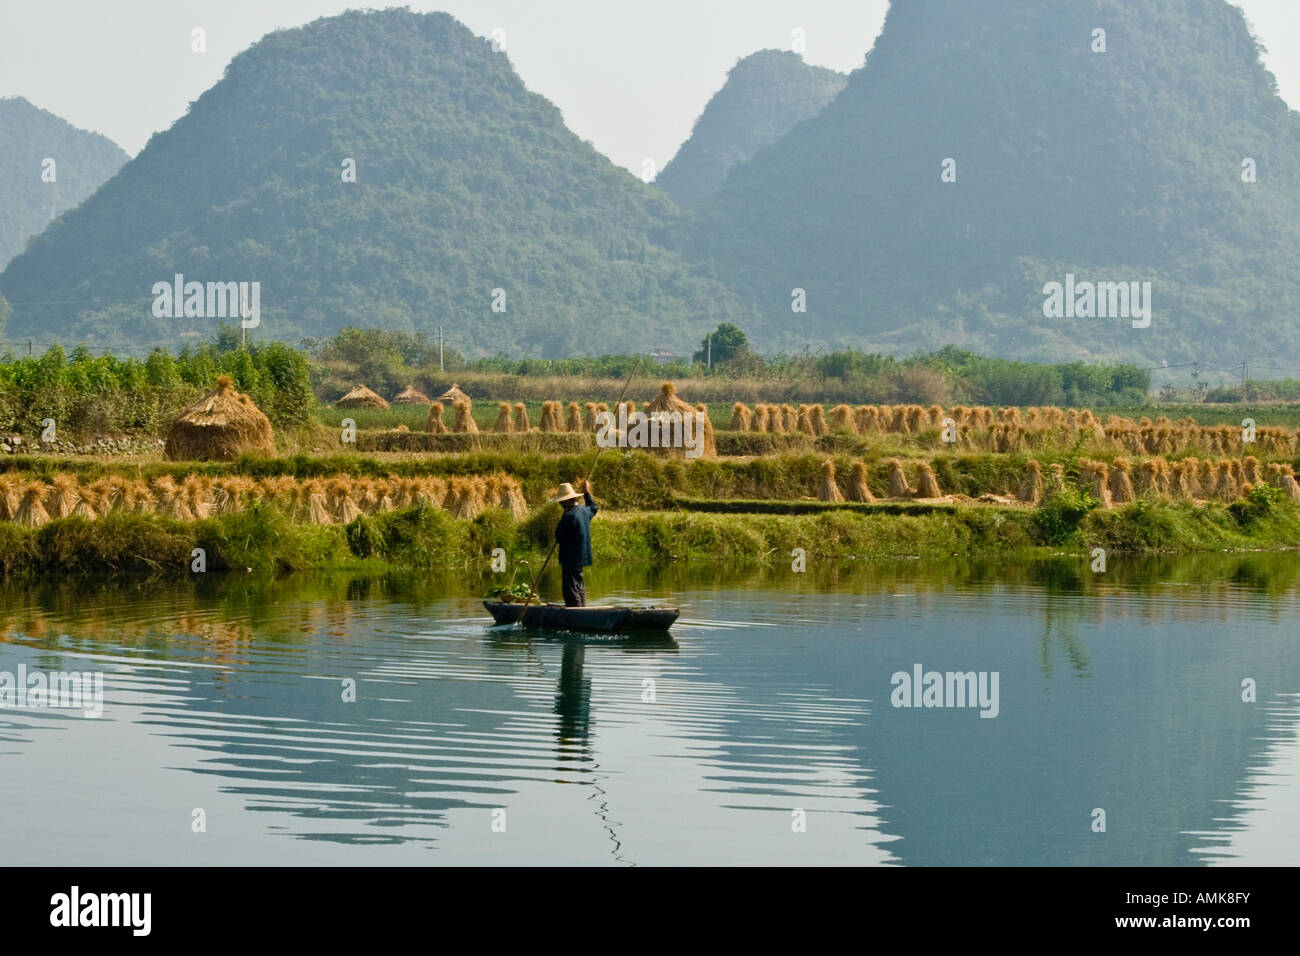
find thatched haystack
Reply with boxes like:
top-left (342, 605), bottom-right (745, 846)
top-left (426, 401), bottom-right (447, 434)
top-left (819, 460), bottom-right (844, 502)
top-left (730, 403), bottom-right (752, 432)
top-left (0, 475), bottom-right (22, 521)
top-left (434, 384), bottom-right (471, 409)
top-left (452, 400), bottom-right (478, 434)
top-left (493, 402), bottom-right (514, 433)
top-left (848, 462), bottom-right (876, 502)
top-left (809, 404), bottom-right (829, 436)
top-left (781, 405), bottom-right (798, 433)
top-left (392, 384), bottom-right (431, 406)
top-left (165, 376), bottom-right (277, 461)
top-left (1274, 465), bottom-right (1300, 502)
top-left (566, 402), bottom-right (583, 432)
top-left (1079, 461), bottom-right (1113, 508)
top-left (337, 384), bottom-right (389, 409)
top-left (514, 403), bottom-right (531, 432)
top-left (584, 403), bottom-right (599, 432)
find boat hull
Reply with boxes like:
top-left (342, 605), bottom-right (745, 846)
top-left (483, 601), bottom-right (679, 632)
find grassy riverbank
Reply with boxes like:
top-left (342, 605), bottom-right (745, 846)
top-left (1, 494), bottom-right (1297, 581)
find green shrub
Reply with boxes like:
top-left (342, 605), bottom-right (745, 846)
top-left (1031, 485), bottom-right (1097, 545)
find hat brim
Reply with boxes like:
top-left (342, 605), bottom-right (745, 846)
top-left (547, 490), bottom-right (583, 504)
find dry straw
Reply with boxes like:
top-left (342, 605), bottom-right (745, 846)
top-left (426, 401), bottom-right (447, 434)
top-left (819, 460), bottom-right (844, 502)
top-left (166, 376), bottom-right (277, 462)
top-left (336, 385), bottom-right (389, 409)
top-left (493, 402), bottom-right (514, 433)
top-left (452, 400), bottom-right (478, 434)
top-left (848, 462), bottom-right (875, 502)
top-left (1018, 461), bottom-right (1044, 505)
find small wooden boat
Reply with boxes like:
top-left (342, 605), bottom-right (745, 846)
top-left (483, 601), bottom-right (679, 633)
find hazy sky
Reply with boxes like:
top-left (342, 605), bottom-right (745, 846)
top-left (1, 1), bottom-right (1298, 175)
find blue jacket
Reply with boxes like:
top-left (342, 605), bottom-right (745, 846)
top-left (555, 491), bottom-right (598, 568)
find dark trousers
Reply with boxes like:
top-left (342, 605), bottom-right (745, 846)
top-left (561, 565), bottom-right (586, 607)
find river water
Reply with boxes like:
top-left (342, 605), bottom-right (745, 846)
top-left (1, 555), bottom-right (1297, 865)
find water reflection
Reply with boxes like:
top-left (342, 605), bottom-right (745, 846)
top-left (0, 553), bottom-right (1298, 864)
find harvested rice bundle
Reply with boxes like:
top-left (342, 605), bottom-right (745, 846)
top-left (452, 400), bottom-right (479, 434)
top-left (1025, 407), bottom-right (1043, 428)
top-left (46, 474), bottom-right (81, 519)
top-left (891, 406), bottom-right (909, 434)
top-left (15, 481), bottom-right (51, 527)
top-left (1169, 460), bottom-right (1195, 499)
top-left (905, 405), bottom-right (925, 434)
top-left (848, 461), bottom-right (876, 502)
top-left (928, 405), bottom-right (946, 428)
top-left (538, 401), bottom-right (563, 432)
top-left (495, 475), bottom-right (528, 519)
top-left (212, 477), bottom-right (255, 515)
top-left (809, 404), bottom-right (829, 436)
top-left (1078, 461), bottom-right (1114, 509)
top-left (1018, 461), bottom-right (1044, 505)
top-left (150, 476), bottom-right (194, 521)
top-left (819, 460), bottom-right (845, 502)
top-left (351, 477), bottom-right (379, 515)
top-left (493, 402), bottom-right (514, 433)
top-left (748, 404), bottom-right (766, 432)
top-left (796, 405), bottom-right (816, 436)
top-left (1213, 461), bottom-right (1239, 503)
top-left (327, 478), bottom-right (363, 524)
top-left (828, 404), bottom-right (855, 433)
top-left (977, 407), bottom-right (996, 429)
top-left (374, 479), bottom-right (397, 513)
top-left (0, 474), bottom-right (22, 521)
top-left (181, 476), bottom-right (213, 519)
top-left (298, 479), bottom-right (333, 524)
top-left (416, 477), bottom-right (446, 509)
top-left (915, 461), bottom-right (943, 499)
top-left (584, 403), bottom-right (599, 432)
top-left (1275, 465), bottom-right (1300, 502)
top-left (855, 406), bottom-right (878, 432)
top-left (886, 459), bottom-right (914, 498)
top-left (781, 405), bottom-right (798, 433)
top-left (1243, 455), bottom-right (1262, 487)
top-left (1109, 458), bottom-right (1136, 504)
top-left (695, 403), bottom-right (718, 458)
top-left (1194, 460), bottom-right (1214, 497)
top-left (565, 402), bottom-right (583, 432)
top-left (1047, 462), bottom-right (1066, 494)
top-left (426, 401), bottom-right (448, 435)
top-left (764, 404), bottom-right (783, 433)
top-left (513, 402), bottom-right (531, 432)
top-left (729, 403), bottom-right (752, 432)
top-left (446, 477), bottom-right (487, 520)
top-left (82, 478), bottom-right (114, 519)
top-left (1134, 460), bottom-right (1164, 498)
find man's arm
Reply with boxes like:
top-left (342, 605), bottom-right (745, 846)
top-left (581, 480), bottom-right (598, 518)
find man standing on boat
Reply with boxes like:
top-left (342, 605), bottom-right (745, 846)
top-left (550, 479), bottom-right (598, 607)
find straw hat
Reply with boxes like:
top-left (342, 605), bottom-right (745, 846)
top-left (547, 482), bottom-right (584, 504)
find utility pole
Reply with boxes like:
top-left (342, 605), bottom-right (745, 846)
top-left (439, 326), bottom-right (444, 372)
top-left (1241, 362), bottom-right (1247, 386)
top-left (706, 333), bottom-right (711, 372)
top-left (27, 339), bottom-right (32, 356)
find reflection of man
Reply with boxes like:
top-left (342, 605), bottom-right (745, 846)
top-left (553, 642), bottom-right (591, 744)
top-left (549, 479), bottom-right (598, 608)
